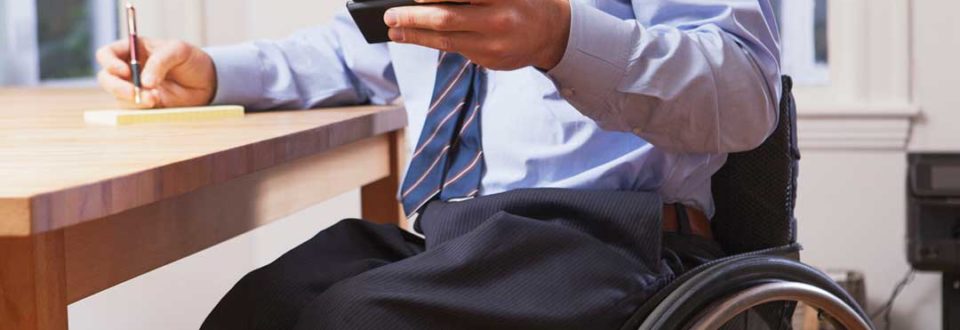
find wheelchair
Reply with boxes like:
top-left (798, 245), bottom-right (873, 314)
top-left (620, 76), bottom-right (875, 330)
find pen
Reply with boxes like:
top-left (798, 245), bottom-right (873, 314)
top-left (125, 2), bottom-right (142, 104)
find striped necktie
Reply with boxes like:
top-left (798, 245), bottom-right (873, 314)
top-left (400, 52), bottom-right (486, 217)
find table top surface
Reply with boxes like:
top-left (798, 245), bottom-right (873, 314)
top-left (0, 88), bottom-right (406, 236)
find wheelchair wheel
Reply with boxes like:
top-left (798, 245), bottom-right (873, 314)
top-left (688, 281), bottom-right (870, 329)
top-left (636, 255), bottom-right (873, 330)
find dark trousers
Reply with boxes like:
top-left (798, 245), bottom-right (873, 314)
top-left (201, 189), bottom-right (725, 330)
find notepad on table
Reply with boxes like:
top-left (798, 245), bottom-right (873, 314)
top-left (84, 105), bottom-right (245, 126)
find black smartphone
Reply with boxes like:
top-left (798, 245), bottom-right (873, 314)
top-left (346, 0), bottom-right (420, 44)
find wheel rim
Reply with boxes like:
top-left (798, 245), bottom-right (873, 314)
top-left (688, 281), bottom-right (871, 330)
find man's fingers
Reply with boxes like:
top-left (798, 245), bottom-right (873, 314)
top-left (97, 70), bottom-right (157, 108)
top-left (413, 0), bottom-right (472, 3)
top-left (385, 5), bottom-right (478, 32)
top-left (140, 41), bottom-right (192, 89)
top-left (143, 89), bottom-right (163, 108)
top-left (98, 69), bottom-right (133, 100)
top-left (388, 28), bottom-right (477, 53)
top-left (96, 41), bottom-right (132, 78)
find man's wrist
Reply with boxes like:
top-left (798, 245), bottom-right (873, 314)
top-left (201, 50), bottom-right (218, 105)
top-left (534, 0), bottom-right (572, 70)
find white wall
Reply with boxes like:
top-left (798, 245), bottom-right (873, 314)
top-left (203, 0), bottom-right (346, 44)
top-left (910, 1), bottom-right (960, 152)
top-left (795, 151), bottom-right (940, 330)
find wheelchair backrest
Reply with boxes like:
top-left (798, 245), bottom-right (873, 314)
top-left (710, 76), bottom-right (800, 254)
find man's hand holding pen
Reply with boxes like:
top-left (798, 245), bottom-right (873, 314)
top-left (97, 2), bottom-right (217, 109)
top-left (96, 37), bottom-right (217, 109)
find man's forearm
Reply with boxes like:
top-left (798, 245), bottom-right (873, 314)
top-left (208, 11), bottom-right (400, 111)
top-left (545, 0), bottom-right (782, 154)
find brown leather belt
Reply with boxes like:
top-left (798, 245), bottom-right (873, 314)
top-left (662, 204), bottom-right (713, 240)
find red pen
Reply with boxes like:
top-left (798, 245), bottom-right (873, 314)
top-left (125, 2), bottom-right (142, 104)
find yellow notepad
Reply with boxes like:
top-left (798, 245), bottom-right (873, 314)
top-left (84, 105), bottom-right (245, 125)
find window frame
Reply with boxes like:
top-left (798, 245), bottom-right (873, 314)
top-left (1, 0), bottom-right (40, 86)
top-left (777, 0), bottom-right (830, 86)
top-left (0, 0), bottom-right (119, 87)
top-left (792, 0), bottom-right (915, 116)
top-left (791, 0), bottom-right (918, 152)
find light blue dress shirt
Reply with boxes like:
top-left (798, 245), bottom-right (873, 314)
top-left (207, 0), bottom-right (782, 218)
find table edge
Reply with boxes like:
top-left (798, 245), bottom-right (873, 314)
top-left (0, 105), bottom-right (407, 236)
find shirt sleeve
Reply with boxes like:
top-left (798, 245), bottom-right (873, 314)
top-left (546, 0), bottom-right (782, 153)
top-left (206, 9), bottom-right (401, 110)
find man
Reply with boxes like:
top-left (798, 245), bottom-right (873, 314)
top-left (97, 0), bottom-right (781, 328)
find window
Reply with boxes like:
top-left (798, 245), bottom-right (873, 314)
top-left (771, 0), bottom-right (829, 85)
top-left (0, 0), bottom-right (118, 86)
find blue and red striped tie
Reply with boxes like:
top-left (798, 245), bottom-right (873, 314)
top-left (400, 52), bottom-right (485, 217)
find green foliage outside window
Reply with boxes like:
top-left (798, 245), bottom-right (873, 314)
top-left (36, 0), bottom-right (103, 80)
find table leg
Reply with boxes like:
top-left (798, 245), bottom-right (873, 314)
top-left (0, 231), bottom-right (68, 330)
top-left (361, 130), bottom-right (408, 228)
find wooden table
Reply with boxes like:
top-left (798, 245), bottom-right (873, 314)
top-left (0, 88), bottom-right (407, 329)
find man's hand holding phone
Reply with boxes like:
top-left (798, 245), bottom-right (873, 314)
top-left (379, 0), bottom-right (571, 71)
top-left (96, 38), bottom-right (217, 109)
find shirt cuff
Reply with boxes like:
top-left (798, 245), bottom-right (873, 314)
top-left (546, 0), bottom-right (636, 129)
top-left (206, 44), bottom-right (265, 106)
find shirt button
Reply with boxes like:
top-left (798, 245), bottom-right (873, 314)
top-left (561, 88), bottom-right (575, 98)
top-left (632, 128), bottom-right (644, 135)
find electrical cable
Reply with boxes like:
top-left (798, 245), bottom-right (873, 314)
top-left (869, 269), bottom-right (915, 330)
